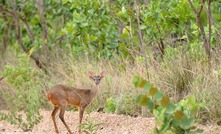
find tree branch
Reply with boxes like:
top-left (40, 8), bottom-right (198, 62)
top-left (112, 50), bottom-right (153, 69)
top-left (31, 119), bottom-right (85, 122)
top-left (20, 17), bottom-right (35, 42)
top-left (36, 0), bottom-right (48, 41)
top-left (36, 0), bottom-right (51, 64)
top-left (0, 4), bottom-right (48, 73)
top-left (188, 0), bottom-right (210, 58)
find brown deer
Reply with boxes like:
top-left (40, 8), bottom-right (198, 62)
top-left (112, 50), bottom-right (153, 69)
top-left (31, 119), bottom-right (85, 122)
top-left (47, 71), bottom-right (105, 134)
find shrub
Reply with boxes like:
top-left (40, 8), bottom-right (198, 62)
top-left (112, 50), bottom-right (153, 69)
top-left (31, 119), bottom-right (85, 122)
top-left (79, 118), bottom-right (104, 134)
top-left (0, 54), bottom-right (44, 131)
top-left (134, 76), bottom-right (205, 134)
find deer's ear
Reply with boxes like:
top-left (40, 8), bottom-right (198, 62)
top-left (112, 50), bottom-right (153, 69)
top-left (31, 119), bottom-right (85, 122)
top-left (88, 71), bottom-right (93, 79)
top-left (100, 71), bottom-right (105, 78)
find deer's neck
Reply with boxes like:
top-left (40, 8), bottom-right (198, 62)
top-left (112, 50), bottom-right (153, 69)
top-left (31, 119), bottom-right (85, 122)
top-left (91, 84), bottom-right (99, 97)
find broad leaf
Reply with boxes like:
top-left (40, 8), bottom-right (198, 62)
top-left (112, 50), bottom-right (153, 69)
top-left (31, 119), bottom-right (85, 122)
top-left (147, 99), bottom-right (154, 111)
top-left (136, 94), bottom-right (143, 104)
top-left (149, 87), bottom-right (158, 97)
top-left (139, 95), bottom-right (149, 106)
top-left (154, 91), bottom-right (163, 101)
top-left (160, 96), bottom-right (170, 108)
top-left (143, 82), bottom-right (151, 91)
top-left (180, 115), bottom-right (195, 130)
top-left (166, 103), bottom-right (176, 114)
top-left (138, 79), bottom-right (148, 88)
top-left (174, 110), bottom-right (184, 121)
top-left (133, 76), bottom-right (141, 87)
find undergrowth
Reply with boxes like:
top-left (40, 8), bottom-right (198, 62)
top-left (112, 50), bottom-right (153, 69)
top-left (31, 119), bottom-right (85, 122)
top-left (1, 48), bottom-right (221, 128)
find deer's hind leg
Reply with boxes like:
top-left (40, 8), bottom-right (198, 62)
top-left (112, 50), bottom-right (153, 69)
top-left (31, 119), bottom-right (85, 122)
top-left (59, 105), bottom-right (72, 134)
top-left (51, 106), bottom-right (59, 134)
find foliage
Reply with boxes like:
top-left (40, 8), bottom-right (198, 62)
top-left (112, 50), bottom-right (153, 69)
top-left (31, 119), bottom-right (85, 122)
top-left (104, 97), bottom-right (117, 113)
top-left (0, 54), bottom-right (43, 131)
top-left (60, 0), bottom-right (119, 59)
top-left (0, 0), bottom-right (221, 128)
top-left (79, 118), bottom-right (105, 134)
top-left (104, 94), bottom-right (137, 115)
top-left (133, 76), bottom-right (205, 134)
top-left (1, 0), bottom-right (221, 60)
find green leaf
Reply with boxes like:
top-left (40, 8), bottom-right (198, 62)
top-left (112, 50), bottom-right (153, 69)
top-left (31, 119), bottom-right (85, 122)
top-left (80, 22), bottom-right (89, 28)
top-left (154, 91), bottom-right (163, 101)
top-left (172, 118), bottom-right (180, 127)
top-left (89, 35), bottom-right (98, 41)
top-left (188, 97), bottom-right (196, 105)
top-left (161, 119), bottom-right (171, 132)
top-left (120, 33), bottom-right (129, 40)
top-left (109, 43), bottom-right (118, 49)
top-left (136, 94), bottom-right (143, 104)
top-left (144, 82), bottom-right (151, 91)
top-left (133, 76), bottom-right (141, 87)
top-left (133, 76), bottom-right (148, 88)
top-left (166, 103), bottom-right (176, 114)
top-left (180, 115), bottom-right (195, 130)
top-left (122, 6), bottom-right (127, 14)
top-left (140, 25), bottom-right (147, 30)
top-left (147, 99), bottom-right (154, 111)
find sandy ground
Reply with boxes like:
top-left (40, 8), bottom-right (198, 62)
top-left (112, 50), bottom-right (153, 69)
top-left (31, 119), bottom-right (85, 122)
top-left (0, 110), bottom-right (221, 134)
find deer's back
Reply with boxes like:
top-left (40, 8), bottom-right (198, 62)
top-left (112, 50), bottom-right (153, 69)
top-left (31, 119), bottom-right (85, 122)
top-left (47, 84), bottom-right (93, 107)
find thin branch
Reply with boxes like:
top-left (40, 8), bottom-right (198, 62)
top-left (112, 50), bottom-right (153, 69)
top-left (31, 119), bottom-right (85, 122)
top-left (36, 0), bottom-right (51, 64)
top-left (199, 0), bottom-right (205, 15)
top-left (134, 0), bottom-right (149, 79)
top-left (188, 0), bottom-right (210, 58)
top-left (208, 0), bottom-right (211, 47)
top-left (36, 0), bottom-right (48, 41)
top-left (203, 1), bottom-right (220, 51)
top-left (20, 17), bottom-right (35, 42)
top-left (0, 5), bottom-right (35, 42)
top-left (187, 0), bottom-right (198, 15)
top-left (0, 4), bottom-right (48, 73)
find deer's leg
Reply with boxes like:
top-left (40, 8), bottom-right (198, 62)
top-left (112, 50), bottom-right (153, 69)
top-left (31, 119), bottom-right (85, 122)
top-left (52, 106), bottom-right (59, 134)
top-left (78, 106), bottom-right (86, 134)
top-left (59, 107), bottom-right (72, 134)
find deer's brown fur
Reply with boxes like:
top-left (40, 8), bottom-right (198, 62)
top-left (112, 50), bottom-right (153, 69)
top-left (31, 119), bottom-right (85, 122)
top-left (47, 71), bottom-right (105, 134)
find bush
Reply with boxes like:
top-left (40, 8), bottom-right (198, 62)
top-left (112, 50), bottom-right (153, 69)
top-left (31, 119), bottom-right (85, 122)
top-left (104, 94), bottom-right (138, 116)
top-left (134, 76), bottom-right (205, 134)
top-left (0, 54), bottom-right (44, 131)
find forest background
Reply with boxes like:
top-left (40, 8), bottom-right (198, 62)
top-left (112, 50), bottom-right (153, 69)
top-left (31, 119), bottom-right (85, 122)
top-left (0, 0), bottom-right (221, 133)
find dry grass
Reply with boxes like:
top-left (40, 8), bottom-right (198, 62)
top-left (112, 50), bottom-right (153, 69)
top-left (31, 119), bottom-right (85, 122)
top-left (1, 49), bottom-right (221, 124)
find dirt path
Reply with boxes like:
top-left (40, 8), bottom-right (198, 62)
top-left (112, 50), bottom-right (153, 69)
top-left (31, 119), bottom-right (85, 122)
top-left (0, 110), bottom-right (221, 134)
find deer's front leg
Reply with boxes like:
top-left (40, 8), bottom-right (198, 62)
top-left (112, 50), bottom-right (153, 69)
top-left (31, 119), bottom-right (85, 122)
top-left (78, 105), bottom-right (86, 134)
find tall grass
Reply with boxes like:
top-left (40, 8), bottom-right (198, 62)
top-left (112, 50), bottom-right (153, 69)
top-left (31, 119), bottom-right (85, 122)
top-left (1, 48), bottom-right (221, 124)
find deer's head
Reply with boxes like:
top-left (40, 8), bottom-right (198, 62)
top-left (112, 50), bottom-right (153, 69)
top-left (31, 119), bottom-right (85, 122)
top-left (88, 71), bottom-right (105, 85)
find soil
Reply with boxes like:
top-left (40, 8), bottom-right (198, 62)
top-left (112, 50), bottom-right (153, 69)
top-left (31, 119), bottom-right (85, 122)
top-left (0, 110), bottom-right (221, 134)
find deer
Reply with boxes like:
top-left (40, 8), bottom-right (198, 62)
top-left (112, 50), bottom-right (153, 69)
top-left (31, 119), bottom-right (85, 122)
top-left (47, 71), bottom-right (105, 134)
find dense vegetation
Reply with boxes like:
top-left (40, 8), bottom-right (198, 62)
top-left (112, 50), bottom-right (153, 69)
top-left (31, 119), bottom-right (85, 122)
top-left (0, 0), bottom-right (221, 132)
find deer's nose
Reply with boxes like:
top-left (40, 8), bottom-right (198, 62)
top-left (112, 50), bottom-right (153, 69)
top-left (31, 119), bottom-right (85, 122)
top-left (95, 81), bottom-right (100, 85)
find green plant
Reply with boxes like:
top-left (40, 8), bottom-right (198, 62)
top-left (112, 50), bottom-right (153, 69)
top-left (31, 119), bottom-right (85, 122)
top-left (0, 54), bottom-right (43, 131)
top-left (78, 118), bottom-right (105, 134)
top-left (104, 94), bottom-right (137, 116)
top-left (104, 97), bottom-right (117, 113)
top-left (133, 76), bottom-right (205, 134)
